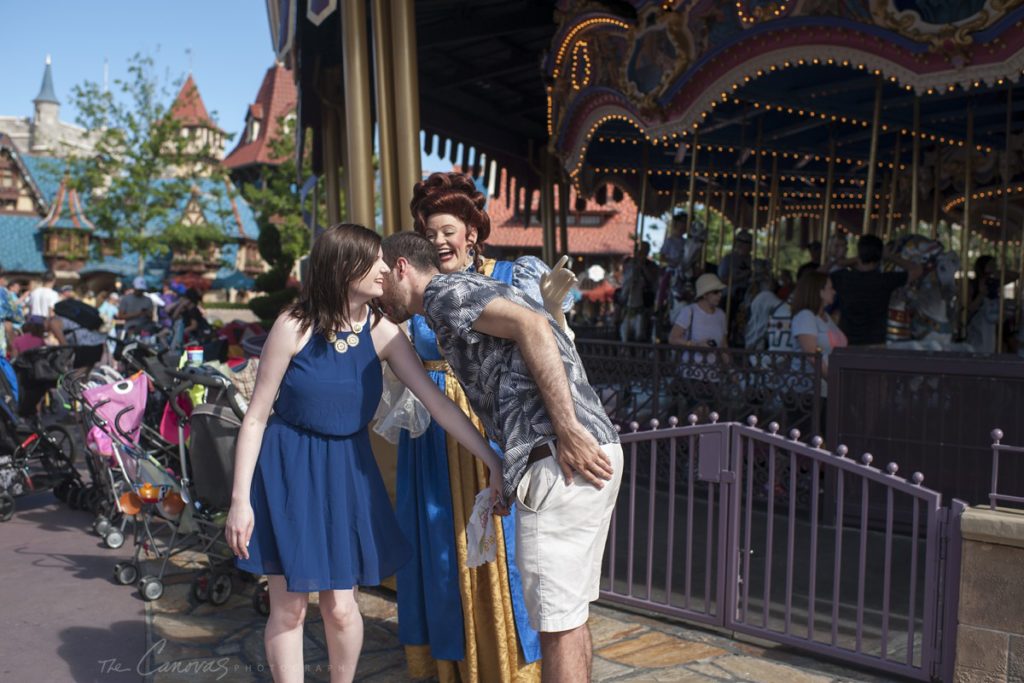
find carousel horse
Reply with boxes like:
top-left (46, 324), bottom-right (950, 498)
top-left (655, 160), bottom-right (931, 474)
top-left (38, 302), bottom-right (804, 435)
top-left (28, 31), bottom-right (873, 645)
top-left (885, 234), bottom-right (964, 350)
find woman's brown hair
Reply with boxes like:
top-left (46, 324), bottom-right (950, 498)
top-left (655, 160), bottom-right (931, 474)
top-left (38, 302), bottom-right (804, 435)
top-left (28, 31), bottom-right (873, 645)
top-left (409, 171), bottom-right (490, 271)
top-left (285, 223), bottom-right (381, 335)
top-left (790, 270), bottom-right (828, 316)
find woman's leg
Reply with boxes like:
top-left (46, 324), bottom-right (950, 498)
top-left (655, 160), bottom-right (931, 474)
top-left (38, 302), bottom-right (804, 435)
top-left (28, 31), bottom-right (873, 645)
top-left (318, 588), bottom-right (363, 683)
top-left (265, 575), bottom-right (308, 683)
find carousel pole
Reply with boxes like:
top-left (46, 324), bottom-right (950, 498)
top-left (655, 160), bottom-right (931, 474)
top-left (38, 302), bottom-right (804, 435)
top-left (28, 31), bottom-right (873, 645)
top-left (635, 145), bottom-right (650, 253)
top-left (863, 78), bottom-right (884, 235)
top-left (960, 106), bottom-right (974, 338)
top-left (932, 148), bottom-right (942, 241)
top-left (821, 135), bottom-right (836, 249)
top-left (997, 84), bottom-right (1012, 352)
top-left (751, 119), bottom-right (764, 261)
top-left (767, 154), bottom-right (780, 268)
top-left (685, 131), bottom-right (699, 235)
top-left (886, 133), bottom-right (901, 241)
top-left (718, 184), bottom-right (729, 262)
top-left (911, 96), bottom-right (921, 234)
top-left (701, 172), bottom-right (713, 266)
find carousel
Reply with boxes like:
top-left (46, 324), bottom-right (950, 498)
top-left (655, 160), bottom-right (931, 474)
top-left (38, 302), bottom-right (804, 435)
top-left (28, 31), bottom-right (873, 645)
top-left (546, 0), bottom-right (1024, 355)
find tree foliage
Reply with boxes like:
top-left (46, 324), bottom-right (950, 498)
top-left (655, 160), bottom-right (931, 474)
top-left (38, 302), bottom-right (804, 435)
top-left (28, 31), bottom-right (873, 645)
top-left (64, 54), bottom-right (236, 274)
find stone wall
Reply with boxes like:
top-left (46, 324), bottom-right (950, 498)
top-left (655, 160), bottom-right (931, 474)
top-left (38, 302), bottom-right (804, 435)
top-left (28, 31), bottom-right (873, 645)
top-left (955, 507), bottom-right (1024, 682)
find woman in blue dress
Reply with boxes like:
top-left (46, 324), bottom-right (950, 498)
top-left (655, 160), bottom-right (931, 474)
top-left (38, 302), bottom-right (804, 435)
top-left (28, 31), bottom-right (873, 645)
top-left (395, 172), bottom-right (572, 682)
top-left (227, 223), bottom-right (505, 683)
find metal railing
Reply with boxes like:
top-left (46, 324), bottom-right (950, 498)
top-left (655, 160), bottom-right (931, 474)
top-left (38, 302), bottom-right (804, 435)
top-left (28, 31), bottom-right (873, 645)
top-left (601, 415), bottom-right (963, 682)
top-left (989, 429), bottom-right (1024, 510)
top-left (828, 348), bottom-right (1024, 511)
top-left (576, 340), bottom-right (822, 437)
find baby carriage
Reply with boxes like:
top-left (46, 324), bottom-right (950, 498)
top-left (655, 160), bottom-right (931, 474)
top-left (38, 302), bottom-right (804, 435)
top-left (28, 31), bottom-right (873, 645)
top-left (0, 356), bottom-right (79, 521)
top-left (166, 367), bottom-right (265, 610)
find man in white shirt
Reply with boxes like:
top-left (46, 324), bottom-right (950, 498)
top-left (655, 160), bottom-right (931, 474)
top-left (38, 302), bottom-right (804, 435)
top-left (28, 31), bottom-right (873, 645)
top-left (28, 271), bottom-right (60, 319)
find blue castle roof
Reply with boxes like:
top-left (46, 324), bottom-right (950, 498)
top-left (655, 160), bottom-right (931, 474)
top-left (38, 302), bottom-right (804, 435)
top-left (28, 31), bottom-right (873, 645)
top-left (34, 57), bottom-right (59, 105)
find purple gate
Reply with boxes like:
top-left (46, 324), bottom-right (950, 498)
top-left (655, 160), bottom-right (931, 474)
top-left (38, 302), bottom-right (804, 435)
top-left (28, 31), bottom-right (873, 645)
top-left (602, 415), bottom-right (964, 681)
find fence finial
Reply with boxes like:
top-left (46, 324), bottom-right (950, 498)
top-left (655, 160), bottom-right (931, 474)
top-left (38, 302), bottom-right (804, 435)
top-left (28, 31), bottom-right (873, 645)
top-left (991, 428), bottom-right (1004, 444)
top-left (629, 421), bottom-right (639, 433)
top-left (668, 416), bottom-right (679, 428)
top-left (709, 411), bottom-right (719, 424)
top-left (649, 418), bottom-right (660, 430)
top-left (746, 415), bottom-right (758, 427)
top-left (767, 421), bottom-right (780, 435)
top-left (911, 472), bottom-right (924, 485)
top-left (886, 462), bottom-right (899, 476)
top-left (789, 428), bottom-right (801, 441)
top-left (861, 453), bottom-right (874, 467)
top-left (810, 435), bottom-right (824, 448)
top-left (687, 413), bottom-right (698, 425)
top-left (836, 444), bottom-right (848, 458)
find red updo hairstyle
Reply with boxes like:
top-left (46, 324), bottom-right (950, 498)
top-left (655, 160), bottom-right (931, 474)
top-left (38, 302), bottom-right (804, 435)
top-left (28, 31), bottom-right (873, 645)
top-left (410, 172), bottom-right (491, 270)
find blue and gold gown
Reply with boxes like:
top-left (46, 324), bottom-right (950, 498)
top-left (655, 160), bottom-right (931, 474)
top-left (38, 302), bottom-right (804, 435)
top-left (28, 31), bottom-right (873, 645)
top-left (396, 258), bottom-right (541, 683)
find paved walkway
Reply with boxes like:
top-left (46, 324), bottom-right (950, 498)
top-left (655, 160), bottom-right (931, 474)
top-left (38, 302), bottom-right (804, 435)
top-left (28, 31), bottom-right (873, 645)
top-left (2, 490), bottom-right (906, 682)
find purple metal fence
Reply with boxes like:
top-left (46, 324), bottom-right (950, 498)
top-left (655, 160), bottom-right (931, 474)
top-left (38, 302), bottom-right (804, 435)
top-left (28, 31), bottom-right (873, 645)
top-left (988, 429), bottom-right (1024, 510)
top-left (600, 415), bottom-right (963, 682)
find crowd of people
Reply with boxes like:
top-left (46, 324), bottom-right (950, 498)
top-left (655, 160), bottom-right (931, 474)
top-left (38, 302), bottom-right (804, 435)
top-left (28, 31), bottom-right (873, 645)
top-left (585, 215), bottom-right (1021, 360)
top-left (0, 269), bottom-right (214, 373)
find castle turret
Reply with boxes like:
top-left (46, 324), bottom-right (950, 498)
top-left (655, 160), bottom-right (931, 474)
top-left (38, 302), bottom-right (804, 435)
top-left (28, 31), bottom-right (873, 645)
top-left (30, 56), bottom-right (62, 153)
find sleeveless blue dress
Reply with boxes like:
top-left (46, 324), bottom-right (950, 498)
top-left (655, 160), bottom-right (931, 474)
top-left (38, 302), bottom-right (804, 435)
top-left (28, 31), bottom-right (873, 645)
top-left (237, 317), bottom-right (411, 592)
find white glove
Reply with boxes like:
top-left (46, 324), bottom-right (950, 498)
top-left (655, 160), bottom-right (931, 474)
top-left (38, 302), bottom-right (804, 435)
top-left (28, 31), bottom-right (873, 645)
top-left (540, 255), bottom-right (578, 339)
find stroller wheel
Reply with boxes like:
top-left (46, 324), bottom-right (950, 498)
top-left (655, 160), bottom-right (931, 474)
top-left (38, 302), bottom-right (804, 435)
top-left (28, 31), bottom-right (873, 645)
top-left (94, 516), bottom-right (111, 537)
top-left (138, 576), bottom-right (164, 601)
top-left (42, 425), bottom-right (77, 468)
top-left (208, 573), bottom-right (233, 606)
top-left (104, 528), bottom-right (125, 549)
top-left (191, 570), bottom-right (212, 603)
top-left (252, 580), bottom-right (270, 616)
top-left (0, 492), bottom-right (15, 522)
top-left (113, 562), bottom-right (139, 586)
top-left (86, 486), bottom-right (105, 514)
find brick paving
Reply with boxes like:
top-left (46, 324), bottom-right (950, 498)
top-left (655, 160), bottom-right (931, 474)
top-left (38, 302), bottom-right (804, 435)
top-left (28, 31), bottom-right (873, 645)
top-left (3, 491), bottom-right (906, 682)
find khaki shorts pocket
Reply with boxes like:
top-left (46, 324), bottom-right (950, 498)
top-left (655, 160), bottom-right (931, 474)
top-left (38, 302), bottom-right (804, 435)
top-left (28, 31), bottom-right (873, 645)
top-left (516, 459), bottom-right (559, 513)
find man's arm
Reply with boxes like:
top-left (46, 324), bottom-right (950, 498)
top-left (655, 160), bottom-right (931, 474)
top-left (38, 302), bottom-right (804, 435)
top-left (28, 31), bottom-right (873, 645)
top-left (471, 297), bottom-right (613, 487)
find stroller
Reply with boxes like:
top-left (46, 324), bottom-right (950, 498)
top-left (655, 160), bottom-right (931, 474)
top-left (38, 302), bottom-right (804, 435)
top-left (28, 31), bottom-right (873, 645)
top-left (166, 367), bottom-right (267, 611)
top-left (0, 355), bottom-right (79, 521)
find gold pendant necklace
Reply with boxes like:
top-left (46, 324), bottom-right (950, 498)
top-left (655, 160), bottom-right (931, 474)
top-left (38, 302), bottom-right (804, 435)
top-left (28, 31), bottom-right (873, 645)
top-left (326, 314), bottom-right (365, 354)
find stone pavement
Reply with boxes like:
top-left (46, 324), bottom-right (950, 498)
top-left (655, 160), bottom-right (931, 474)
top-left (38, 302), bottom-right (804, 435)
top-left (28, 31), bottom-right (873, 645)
top-left (140, 551), bottom-right (904, 683)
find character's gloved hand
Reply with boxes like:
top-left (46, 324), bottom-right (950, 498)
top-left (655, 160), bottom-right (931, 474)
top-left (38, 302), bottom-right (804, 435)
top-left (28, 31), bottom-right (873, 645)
top-left (540, 255), bottom-right (578, 340)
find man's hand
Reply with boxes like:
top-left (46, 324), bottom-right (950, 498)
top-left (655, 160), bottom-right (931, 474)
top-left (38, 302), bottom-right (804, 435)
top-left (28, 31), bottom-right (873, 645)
top-left (540, 255), bottom-right (577, 316)
top-left (556, 424), bottom-right (614, 488)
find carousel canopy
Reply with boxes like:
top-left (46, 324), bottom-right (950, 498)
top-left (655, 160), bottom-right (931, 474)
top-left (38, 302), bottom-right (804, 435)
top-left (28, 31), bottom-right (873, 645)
top-left (547, 1), bottom-right (1024, 245)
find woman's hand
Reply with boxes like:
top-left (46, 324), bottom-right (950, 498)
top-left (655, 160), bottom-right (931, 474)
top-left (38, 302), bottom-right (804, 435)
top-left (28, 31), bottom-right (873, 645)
top-left (226, 501), bottom-right (255, 560)
top-left (489, 465), bottom-right (509, 516)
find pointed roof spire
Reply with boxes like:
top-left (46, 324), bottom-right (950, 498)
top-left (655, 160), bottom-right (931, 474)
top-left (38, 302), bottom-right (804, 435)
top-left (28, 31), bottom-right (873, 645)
top-left (170, 75), bottom-right (220, 130)
top-left (38, 175), bottom-right (95, 232)
top-left (34, 55), bottom-right (59, 105)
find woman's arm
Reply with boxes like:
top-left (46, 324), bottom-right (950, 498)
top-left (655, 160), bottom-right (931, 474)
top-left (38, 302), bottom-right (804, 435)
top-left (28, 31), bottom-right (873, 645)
top-left (375, 319), bottom-right (505, 505)
top-left (667, 323), bottom-right (689, 346)
top-left (226, 313), bottom-right (306, 559)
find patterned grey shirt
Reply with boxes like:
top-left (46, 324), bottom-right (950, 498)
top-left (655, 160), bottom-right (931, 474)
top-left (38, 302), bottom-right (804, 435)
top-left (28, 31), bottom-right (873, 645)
top-left (422, 272), bottom-right (618, 501)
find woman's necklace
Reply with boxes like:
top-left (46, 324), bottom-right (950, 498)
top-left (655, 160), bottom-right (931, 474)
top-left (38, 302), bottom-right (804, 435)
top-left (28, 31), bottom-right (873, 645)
top-left (325, 316), bottom-right (365, 354)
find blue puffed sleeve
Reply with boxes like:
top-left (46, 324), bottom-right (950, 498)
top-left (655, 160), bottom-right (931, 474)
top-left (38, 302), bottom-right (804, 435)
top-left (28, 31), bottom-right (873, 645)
top-left (511, 256), bottom-right (574, 313)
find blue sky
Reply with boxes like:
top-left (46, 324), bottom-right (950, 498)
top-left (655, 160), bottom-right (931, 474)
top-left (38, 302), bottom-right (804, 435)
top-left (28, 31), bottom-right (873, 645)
top-left (0, 1), bottom-right (450, 173)
top-left (1, 1), bottom-right (273, 141)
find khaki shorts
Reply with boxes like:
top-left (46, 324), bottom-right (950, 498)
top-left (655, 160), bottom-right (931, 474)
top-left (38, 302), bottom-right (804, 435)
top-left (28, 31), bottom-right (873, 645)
top-left (514, 442), bottom-right (624, 632)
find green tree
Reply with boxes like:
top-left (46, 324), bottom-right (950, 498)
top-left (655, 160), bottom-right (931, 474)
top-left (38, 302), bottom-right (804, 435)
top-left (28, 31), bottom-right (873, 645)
top-left (64, 54), bottom-right (235, 275)
top-left (241, 115), bottom-right (331, 321)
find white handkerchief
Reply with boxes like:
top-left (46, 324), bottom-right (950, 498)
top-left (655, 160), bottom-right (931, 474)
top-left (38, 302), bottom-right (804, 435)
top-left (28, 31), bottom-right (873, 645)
top-left (466, 488), bottom-right (498, 568)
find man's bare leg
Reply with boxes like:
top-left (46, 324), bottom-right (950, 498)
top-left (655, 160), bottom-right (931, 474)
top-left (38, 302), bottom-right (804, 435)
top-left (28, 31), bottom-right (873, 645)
top-left (539, 624), bottom-right (592, 683)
